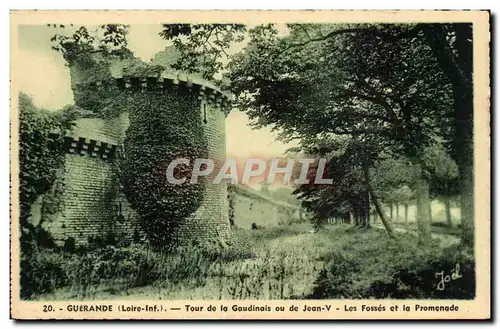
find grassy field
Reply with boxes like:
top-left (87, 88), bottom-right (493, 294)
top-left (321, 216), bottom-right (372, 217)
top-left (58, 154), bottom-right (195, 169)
top-left (33, 222), bottom-right (473, 301)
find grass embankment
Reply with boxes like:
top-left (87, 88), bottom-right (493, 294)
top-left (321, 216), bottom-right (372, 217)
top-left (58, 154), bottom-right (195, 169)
top-left (29, 223), bottom-right (474, 301)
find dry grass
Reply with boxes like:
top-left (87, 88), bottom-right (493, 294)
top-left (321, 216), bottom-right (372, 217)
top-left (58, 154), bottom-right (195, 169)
top-left (35, 222), bottom-right (468, 301)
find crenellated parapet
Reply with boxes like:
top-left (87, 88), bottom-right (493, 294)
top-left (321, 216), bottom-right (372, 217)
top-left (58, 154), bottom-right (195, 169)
top-left (73, 70), bottom-right (233, 116)
top-left (63, 136), bottom-right (118, 160)
top-left (53, 47), bottom-right (232, 246)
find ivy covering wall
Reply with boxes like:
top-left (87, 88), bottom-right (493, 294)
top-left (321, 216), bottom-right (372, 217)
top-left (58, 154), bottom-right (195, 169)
top-left (18, 93), bottom-right (79, 233)
top-left (51, 33), bottom-right (212, 248)
top-left (119, 89), bottom-right (209, 248)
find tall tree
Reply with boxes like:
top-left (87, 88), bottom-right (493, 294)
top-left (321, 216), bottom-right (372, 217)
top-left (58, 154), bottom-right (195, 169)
top-left (420, 24), bottom-right (474, 245)
top-left (425, 143), bottom-right (460, 227)
top-left (293, 135), bottom-right (396, 236)
top-left (227, 24), bottom-right (452, 243)
top-left (163, 23), bottom-right (474, 245)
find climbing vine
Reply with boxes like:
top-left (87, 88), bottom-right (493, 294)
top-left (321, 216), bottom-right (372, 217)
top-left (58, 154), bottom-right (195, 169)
top-left (227, 184), bottom-right (236, 227)
top-left (119, 88), bottom-right (209, 249)
top-left (18, 93), bottom-right (81, 243)
top-left (51, 25), bottom-right (211, 248)
top-left (51, 25), bottom-right (135, 118)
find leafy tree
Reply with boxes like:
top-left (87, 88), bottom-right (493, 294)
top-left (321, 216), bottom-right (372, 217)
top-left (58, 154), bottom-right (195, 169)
top-left (293, 135), bottom-right (397, 236)
top-left (224, 24), bottom-right (454, 244)
top-left (392, 185), bottom-right (414, 224)
top-left (420, 24), bottom-right (474, 244)
top-left (228, 23), bottom-right (473, 245)
top-left (424, 144), bottom-right (460, 227)
top-left (159, 24), bottom-right (246, 80)
top-left (51, 24), bottom-right (132, 64)
top-left (372, 156), bottom-right (415, 223)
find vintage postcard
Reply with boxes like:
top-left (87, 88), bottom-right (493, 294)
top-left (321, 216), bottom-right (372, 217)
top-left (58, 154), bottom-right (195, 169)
top-left (10, 10), bottom-right (491, 320)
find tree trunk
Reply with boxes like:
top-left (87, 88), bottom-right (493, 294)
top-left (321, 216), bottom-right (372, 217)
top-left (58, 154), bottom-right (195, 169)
top-left (414, 163), bottom-right (432, 245)
top-left (363, 164), bottom-right (396, 238)
top-left (396, 203), bottom-right (400, 222)
top-left (444, 197), bottom-right (453, 227)
top-left (428, 201), bottom-right (433, 222)
top-left (404, 203), bottom-right (409, 224)
top-left (389, 203), bottom-right (393, 220)
top-left (364, 188), bottom-right (371, 228)
top-left (422, 24), bottom-right (474, 247)
top-left (349, 211), bottom-right (354, 225)
top-left (458, 160), bottom-right (474, 246)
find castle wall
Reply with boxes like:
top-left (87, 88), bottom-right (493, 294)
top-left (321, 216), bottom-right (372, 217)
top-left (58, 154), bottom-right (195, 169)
top-left (42, 95), bottom-right (231, 246)
top-left (178, 99), bottom-right (231, 242)
top-left (232, 185), bottom-right (302, 229)
top-left (44, 154), bottom-right (116, 245)
top-left (44, 49), bottom-right (233, 246)
top-left (41, 116), bottom-right (142, 246)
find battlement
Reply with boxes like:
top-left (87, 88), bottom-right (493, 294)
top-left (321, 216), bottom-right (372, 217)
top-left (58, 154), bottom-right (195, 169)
top-left (63, 136), bottom-right (118, 160)
top-left (70, 48), bottom-right (233, 115)
top-left (75, 71), bottom-right (233, 115)
top-left (50, 47), bottom-right (232, 246)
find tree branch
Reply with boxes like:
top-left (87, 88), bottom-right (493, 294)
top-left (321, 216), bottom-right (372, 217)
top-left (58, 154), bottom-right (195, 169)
top-left (272, 24), bottom-right (424, 59)
top-left (355, 79), bottom-right (401, 127)
top-left (298, 25), bottom-right (313, 41)
top-left (328, 127), bottom-right (388, 136)
top-left (215, 32), bottom-right (230, 58)
top-left (421, 24), bottom-right (471, 89)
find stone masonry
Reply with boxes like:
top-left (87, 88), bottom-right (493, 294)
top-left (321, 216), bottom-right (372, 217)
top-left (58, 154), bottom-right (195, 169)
top-left (41, 48), bottom-right (232, 246)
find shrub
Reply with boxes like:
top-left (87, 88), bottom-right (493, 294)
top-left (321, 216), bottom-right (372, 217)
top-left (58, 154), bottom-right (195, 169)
top-left (311, 232), bottom-right (475, 299)
top-left (31, 226), bottom-right (56, 249)
top-left (368, 245), bottom-right (475, 299)
top-left (20, 248), bottom-right (72, 300)
top-left (62, 237), bottom-right (76, 253)
top-left (65, 244), bottom-right (215, 297)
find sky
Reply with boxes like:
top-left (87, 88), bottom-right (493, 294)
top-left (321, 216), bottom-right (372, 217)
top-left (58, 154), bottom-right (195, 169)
top-left (15, 24), bottom-right (297, 160)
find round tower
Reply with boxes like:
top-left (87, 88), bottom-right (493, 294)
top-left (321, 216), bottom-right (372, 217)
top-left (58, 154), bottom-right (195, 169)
top-left (54, 48), bottom-right (232, 246)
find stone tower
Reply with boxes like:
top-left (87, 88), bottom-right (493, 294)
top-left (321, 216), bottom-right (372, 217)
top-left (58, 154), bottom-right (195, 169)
top-left (43, 48), bottom-right (232, 246)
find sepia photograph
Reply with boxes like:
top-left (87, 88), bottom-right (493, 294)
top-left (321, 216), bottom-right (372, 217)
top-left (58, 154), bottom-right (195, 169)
top-left (9, 10), bottom-right (490, 320)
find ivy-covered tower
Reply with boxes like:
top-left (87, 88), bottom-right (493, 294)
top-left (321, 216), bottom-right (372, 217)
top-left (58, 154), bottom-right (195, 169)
top-left (44, 48), bottom-right (232, 247)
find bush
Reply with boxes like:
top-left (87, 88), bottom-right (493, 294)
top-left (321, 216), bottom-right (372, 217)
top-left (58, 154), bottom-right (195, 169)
top-left (368, 246), bottom-right (475, 299)
top-left (66, 245), bottom-right (155, 296)
top-left (20, 248), bottom-right (72, 300)
top-left (23, 242), bottom-right (223, 299)
top-left (311, 232), bottom-right (475, 299)
top-left (65, 244), bottom-right (217, 297)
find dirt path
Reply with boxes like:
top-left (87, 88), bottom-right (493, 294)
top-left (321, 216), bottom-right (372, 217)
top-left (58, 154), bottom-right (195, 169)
top-left (373, 224), bottom-right (461, 247)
